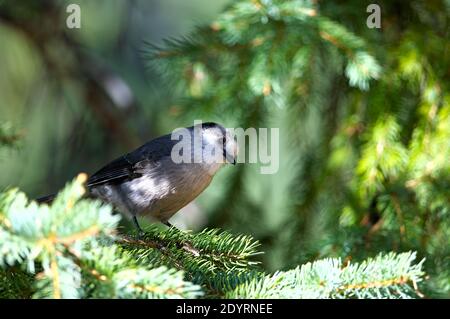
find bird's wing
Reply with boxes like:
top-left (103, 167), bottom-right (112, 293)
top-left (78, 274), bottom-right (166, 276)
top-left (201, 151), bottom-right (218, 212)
top-left (87, 156), bottom-right (137, 187)
top-left (87, 135), bottom-right (176, 187)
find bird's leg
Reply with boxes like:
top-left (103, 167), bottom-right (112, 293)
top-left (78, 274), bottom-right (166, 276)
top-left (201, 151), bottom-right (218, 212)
top-left (132, 216), bottom-right (145, 236)
top-left (131, 217), bottom-right (167, 250)
top-left (161, 221), bottom-right (200, 256)
top-left (131, 218), bottom-right (199, 256)
top-left (163, 221), bottom-right (175, 228)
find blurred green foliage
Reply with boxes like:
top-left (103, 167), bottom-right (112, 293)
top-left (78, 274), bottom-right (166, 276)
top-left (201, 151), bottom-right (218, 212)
top-left (0, 0), bottom-right (449, 298)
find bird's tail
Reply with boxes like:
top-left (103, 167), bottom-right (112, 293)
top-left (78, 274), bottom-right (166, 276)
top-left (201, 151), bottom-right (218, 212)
top-left (35, 193), bottom-right (57, 204)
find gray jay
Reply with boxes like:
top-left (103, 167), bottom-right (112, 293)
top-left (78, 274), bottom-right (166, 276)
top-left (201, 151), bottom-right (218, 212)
top-left (37, 122), bottom-right (238, 231)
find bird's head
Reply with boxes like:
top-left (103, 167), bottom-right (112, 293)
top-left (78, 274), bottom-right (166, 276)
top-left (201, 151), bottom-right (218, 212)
top-left (192, 122), bottom-right (238, 167)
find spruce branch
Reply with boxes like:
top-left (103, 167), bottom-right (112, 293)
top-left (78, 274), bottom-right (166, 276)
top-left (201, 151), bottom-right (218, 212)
top-left (72, 242), bottom-right (203, 299)
top-left (0, 175), bottom-right (202, 298)
top-left (226, 252), bottom-right (425, 299)
top-left (118, 227), bottom-right (262, 296)
top-left (0, 175), bottom-right (427, 298)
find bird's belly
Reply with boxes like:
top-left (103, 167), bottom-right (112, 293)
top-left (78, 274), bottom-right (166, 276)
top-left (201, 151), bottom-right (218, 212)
top-left (94, 166), bottom-right (213, 222)
top-left (143, 174), bottom-right (213, 221)
top-left (145, 191), bottom-right (198, 221)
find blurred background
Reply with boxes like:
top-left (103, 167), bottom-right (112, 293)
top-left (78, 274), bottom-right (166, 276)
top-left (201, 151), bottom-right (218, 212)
top-left (0, 0), bottom-right (449, 297)
top-left (0, 0), bottom-right (231, 227)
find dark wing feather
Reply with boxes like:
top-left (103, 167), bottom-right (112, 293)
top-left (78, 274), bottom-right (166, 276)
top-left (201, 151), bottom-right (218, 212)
top-left (87, 157), bottom-right (136, 187)
top-left (87, 134), bottom-right (177, 187)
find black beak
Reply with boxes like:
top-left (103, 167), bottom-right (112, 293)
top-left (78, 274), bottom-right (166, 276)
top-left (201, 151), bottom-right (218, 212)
top-left (223, 149), bottom-right (236, 165)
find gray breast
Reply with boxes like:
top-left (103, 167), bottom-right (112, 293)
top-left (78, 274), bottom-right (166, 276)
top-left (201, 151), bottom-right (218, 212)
top-left (90, 159), bottom-right (213, 222)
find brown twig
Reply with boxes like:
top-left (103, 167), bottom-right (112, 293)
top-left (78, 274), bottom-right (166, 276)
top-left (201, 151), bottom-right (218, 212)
top-left (390, 193), bottom-right (407, 242)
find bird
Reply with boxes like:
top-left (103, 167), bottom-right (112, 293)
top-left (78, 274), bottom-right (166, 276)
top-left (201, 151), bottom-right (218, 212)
top-left (37, 122), bottom-right (238, 232)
